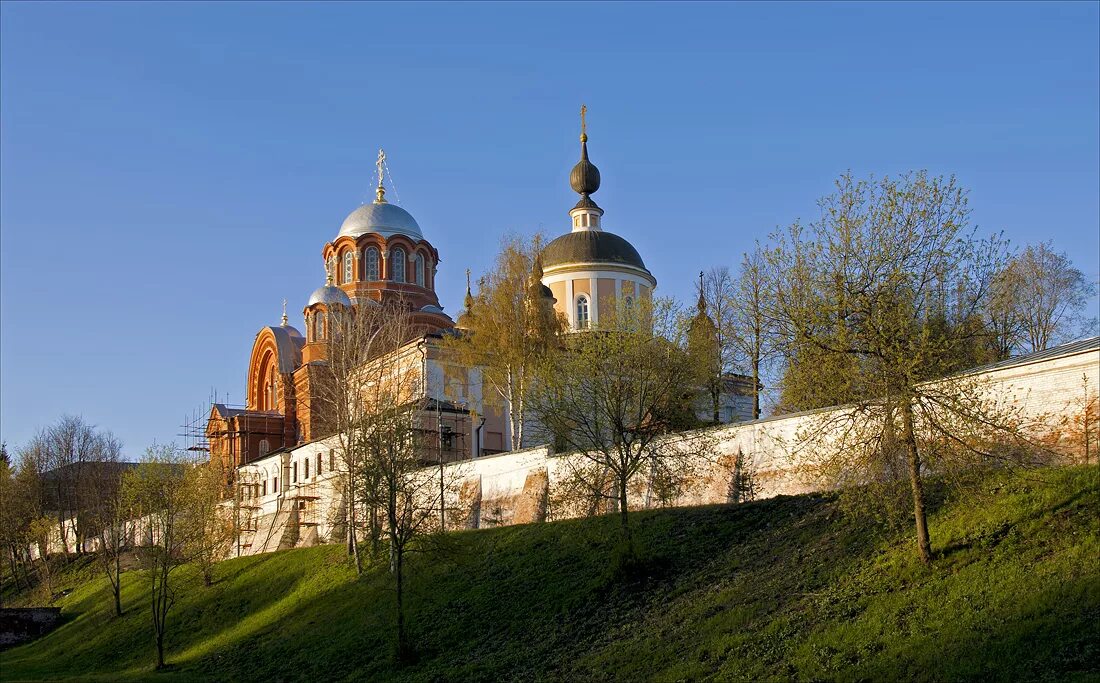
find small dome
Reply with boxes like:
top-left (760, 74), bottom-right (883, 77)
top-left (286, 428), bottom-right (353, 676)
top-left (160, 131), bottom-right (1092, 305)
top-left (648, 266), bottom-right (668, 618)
top-left (338, 201), bottom-right (423, 240)
top-left (570, 142), bottom-right (601, 195)
top-left (419, 304), bottom-right (445, 314)
top-left (307, 284), bottom-right (352, 308)
top-left (542, 230), bottom-right (648, 271)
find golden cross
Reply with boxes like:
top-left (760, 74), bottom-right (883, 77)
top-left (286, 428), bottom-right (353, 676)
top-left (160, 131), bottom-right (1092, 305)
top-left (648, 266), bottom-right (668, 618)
top-left (580, 104), bottom-right (587, 138)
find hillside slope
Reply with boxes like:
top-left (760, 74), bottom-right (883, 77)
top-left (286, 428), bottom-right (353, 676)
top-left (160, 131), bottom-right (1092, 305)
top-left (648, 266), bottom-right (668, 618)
top-left (2, 467), bottom-right (1097, 682)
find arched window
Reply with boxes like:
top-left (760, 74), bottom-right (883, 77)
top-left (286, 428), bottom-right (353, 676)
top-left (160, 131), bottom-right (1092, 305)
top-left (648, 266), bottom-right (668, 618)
top-left (343, 252), bottom-right (354, 283)
top-left (576, 295), bottom-right (590, 329)
top-left (364, 247), bottom-right (379, 281)
top-left (266, 369), bottom-right (277, 410)
top-left (415, 253), bottom-right (425, 286)
top-left (391, 248), bottom-right (406, 282)
top-left (624, 295), bottom-right (634, 310)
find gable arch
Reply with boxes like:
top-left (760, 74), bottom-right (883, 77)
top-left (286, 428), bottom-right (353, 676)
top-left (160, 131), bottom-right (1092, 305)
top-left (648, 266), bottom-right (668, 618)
top-left (246, 326), bottom-right (304, 411)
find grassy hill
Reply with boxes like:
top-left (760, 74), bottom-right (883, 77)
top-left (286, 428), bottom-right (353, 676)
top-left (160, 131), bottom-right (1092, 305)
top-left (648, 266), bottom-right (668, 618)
top-left (2, 466), bottom-right (1097, 682)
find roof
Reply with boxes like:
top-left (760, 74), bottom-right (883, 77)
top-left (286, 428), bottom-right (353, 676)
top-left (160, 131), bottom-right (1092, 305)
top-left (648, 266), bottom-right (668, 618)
top-left (262, 325), bottom-right (305, 373)
top-left (338, 201), bottom-right (423, 240)
top-left (961, 336), bottom-right (1099, 376)
top-left (541, 230), bottom-right (649, 272)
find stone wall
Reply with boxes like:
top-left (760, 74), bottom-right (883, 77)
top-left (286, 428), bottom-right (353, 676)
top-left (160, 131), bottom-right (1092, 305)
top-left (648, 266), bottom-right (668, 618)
top-left (227, 339), bottom-right (1099, 551)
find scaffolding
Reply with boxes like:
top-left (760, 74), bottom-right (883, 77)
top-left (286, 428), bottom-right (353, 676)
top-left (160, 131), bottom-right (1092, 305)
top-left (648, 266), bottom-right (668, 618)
top-left (179, 391), bottom-right (287, 469)
top-left (288, 481), bottom-right (322, 528)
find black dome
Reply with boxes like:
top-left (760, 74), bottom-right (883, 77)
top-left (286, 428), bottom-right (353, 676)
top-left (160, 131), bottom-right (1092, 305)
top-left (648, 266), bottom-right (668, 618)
top-left (569, 141), bottom-right (601, 195)
top-left (541, 231), bottom-right (648, 271)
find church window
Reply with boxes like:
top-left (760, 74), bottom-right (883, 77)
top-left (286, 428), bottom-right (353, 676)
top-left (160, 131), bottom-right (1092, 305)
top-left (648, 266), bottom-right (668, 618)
top-left (365, 247), bottom-right (379, 281)
top-left (259, 439), bottom-right (270, 456)
top-left (576, 295), bottom-right (590, 328)
top-left (304, 458), bottom-right (310, 478)
top-left (415, 253), bottom-right (425, 286)
top-left (329, 449), bottom-right (335, 471)
top-left (262, 479), bottom-right (268, 496)
top-left (624, 296), bottom-right (634, 310)
top-left (316, 452), bottom-right (322, 475)
top-left (343, 252), bottom-right (354, 283)
top-left (273, 477), bottom-right (279, 493)
top-left (391, 248), bottom-right (406, 282)
top-left (292, 462), bottom-right (298, 483)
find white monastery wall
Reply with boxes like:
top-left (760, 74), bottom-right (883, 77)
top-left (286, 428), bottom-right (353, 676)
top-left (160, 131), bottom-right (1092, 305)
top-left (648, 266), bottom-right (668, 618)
top-left (144, 340), bottom-right (1097, 558)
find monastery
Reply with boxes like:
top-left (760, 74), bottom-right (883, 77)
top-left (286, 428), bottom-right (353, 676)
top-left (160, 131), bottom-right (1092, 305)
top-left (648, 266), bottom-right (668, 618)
top-left (205, 115), bottom-right (747, 474)
top-left (202, 116), bottom-right (1100, 557)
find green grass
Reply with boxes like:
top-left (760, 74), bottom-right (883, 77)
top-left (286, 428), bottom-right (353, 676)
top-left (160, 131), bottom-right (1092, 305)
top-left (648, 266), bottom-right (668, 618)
top-left (2, 466), bottom-right (1097, 682)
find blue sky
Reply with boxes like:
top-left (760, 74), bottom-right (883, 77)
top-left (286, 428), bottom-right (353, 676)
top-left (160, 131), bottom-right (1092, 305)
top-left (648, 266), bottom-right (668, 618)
top-left (2, 2), bottom-right (1098, 455)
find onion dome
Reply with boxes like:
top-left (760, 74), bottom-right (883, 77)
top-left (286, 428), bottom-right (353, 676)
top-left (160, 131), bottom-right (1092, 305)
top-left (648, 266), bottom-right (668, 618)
top-left (307, 273), bottom-right (352, 308)
top-left (541, 230), bottom-right (648, 271)
top-left (569, 106), bottom-right (601, 212)
top-left (570, 139), bottom-right (601, 197)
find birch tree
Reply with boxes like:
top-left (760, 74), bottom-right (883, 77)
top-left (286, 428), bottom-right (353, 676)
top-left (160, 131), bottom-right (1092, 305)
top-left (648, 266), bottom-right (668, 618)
top-left (444, 235), bottom-right (563, 451)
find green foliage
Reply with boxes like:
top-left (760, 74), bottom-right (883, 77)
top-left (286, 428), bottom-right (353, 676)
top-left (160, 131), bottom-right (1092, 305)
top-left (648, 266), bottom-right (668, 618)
top-left (3, 466), bottom-right (1097, 682)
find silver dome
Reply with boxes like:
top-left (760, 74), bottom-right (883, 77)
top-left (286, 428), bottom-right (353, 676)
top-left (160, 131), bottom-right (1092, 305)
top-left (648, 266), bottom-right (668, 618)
top-left (338, 201), bottom-right (423, 240)
top-left (307, 285), bottom-right (352, 308)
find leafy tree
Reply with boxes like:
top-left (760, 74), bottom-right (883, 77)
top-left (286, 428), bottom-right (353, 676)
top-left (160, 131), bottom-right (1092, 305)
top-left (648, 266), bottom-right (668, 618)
top-left (530, 298), bottom-right (709, 556)
top-left (181, 459), bottom-right (235, 587)
top-left (123, 445), bottom-right (189, 670)
top-left (763, 171), bottom-right (1036, 565)
top-left (444, 235), bottom-right (564, 451)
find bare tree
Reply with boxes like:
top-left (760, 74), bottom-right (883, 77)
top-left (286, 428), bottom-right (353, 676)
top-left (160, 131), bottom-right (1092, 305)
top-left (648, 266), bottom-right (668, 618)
top-left (1004, 241), bottom-right (1095, 353)
top-left (530, 298), bottom-right (710, 557)
top-left (689, 267), bottom-right (740, 423)
top-left (310, 299), bottom-right (401, 573)
top-left (341, 302), bottom-right (453, 661)
top-left (732, 248), bottom-right (775, 420)
top-left (81, 432), bottom-right (128, 616)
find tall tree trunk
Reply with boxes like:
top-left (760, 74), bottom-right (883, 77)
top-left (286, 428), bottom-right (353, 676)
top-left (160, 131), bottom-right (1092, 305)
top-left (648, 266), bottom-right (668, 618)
top-left (900, 399), bottom-right (933, 565)
top-left (394, 543), bottom-right (408, 662)
top-left (617, 476), bottom-right (633, 558)
top-left (751, 355), bottom-right (761, 420)
top-left (113, 550), bottom-right (122, 617)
